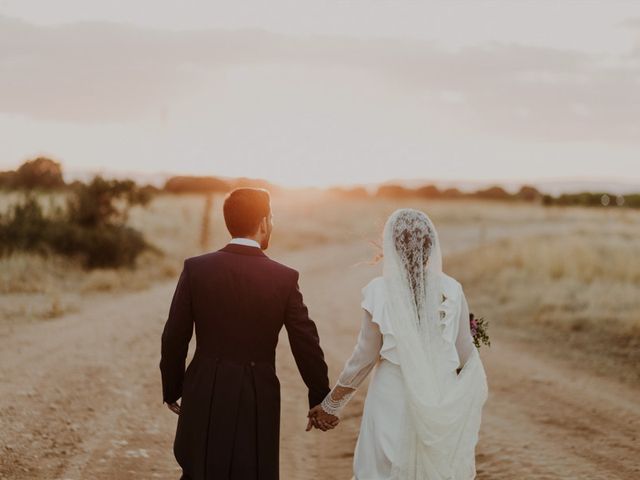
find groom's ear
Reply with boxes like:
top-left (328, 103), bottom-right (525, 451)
top-left (259, 216), bottom-right (268, 234)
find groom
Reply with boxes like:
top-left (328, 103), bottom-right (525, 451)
top-left (160, 187), bottom-right (333, 480)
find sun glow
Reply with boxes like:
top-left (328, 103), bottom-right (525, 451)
top-left (1, 2), bottom-right (640, 189)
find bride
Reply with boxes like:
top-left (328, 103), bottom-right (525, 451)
top-left (309, 208), bottom-right (488, 479)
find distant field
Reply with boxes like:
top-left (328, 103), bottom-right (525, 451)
top-left (2, 190), bottom-right (639, 382)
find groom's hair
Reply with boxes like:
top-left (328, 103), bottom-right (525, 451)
top-left (223, 188), bottom-right (271, 237)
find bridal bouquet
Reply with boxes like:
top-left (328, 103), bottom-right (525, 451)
top-left (469, 313), bottom-right (490, 349)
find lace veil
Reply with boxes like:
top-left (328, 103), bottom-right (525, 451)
top-left (383, 209), bottom-right (488, 479)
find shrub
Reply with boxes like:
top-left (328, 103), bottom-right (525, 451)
top-left (66, 176), bottom-right (152, 227)
top-left (0, 195), bottom-right (54, 255)
top-left (0, 177), bottom-right (156, 268)
top-left (48, 222), bottom-right (151, 268)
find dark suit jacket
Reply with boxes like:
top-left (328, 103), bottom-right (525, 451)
top-left (160, 243), bottom-right (330, 480)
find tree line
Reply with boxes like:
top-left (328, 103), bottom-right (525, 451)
top-left (0, 157), bottom-right (277, 195)
top-left (4, 157), bottom-right (636, 209)
top-left (1, 156), bottom-right (637, 270)
top-left (329, 184), bottom-right (542, 202)
top-left (329, 184), bottom-right (638, 208)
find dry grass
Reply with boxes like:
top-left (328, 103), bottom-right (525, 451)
top-left (447, 225), bottom-right (640, 383)
top-left (448, 227), bottom-right (640, 332)
top-left (2, 190), bottom-right (639, 372)
top-left (3, 190), bottom-right (637, 292)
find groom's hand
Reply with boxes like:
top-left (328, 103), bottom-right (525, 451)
top-left (306, 405), bottom-right (339, 432)
top-left (166, 401), bottom-right (181, 415)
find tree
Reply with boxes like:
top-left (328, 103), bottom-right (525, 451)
top-left (474, 186), bottom-right (511, 200)
top-left (163, 176), bottom-right (230, 194)
top-left (376, 185), bottom-right (414, 198)
top-left (516, 185), bottom-right (542, 202)
top-left (14, 157), bottom-right (65, 189)
top-left (440, 188), bottom-right (463, 199)
top-left (416, 185), bottom-right (440, 198)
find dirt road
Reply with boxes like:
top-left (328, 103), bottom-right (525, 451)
top-left (1, 231), bottom-right (639, 479)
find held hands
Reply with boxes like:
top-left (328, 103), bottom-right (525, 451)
top-left (168, 399), bottom-right (339, 431)
top-left (306, 405), bottom-right (339, 432)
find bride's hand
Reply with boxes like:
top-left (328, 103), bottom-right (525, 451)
top-left (306, 405), bottom-right (339, 432)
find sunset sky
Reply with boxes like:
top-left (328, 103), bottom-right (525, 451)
top-left (1, 1), bottom-right (640, 188)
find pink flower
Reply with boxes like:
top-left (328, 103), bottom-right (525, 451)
top-left (468, 312), bottom-right (490, 348)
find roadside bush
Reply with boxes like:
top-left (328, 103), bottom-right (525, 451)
top-left (48, 223), bottom-right (151, 268)
top-left (66, 176), bottom-right (152, 227)
top-left (0, 195), bottom-right (54, 254)
top-left (0, 177), bottom-right (156, 268)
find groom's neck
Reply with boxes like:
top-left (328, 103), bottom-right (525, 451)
top-left (241, 233), bottom-right (261, 244)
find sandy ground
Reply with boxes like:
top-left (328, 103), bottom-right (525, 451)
top-left (1, 229), bottom-right (639, 479)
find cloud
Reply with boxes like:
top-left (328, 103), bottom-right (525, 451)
top-left (1, 15), bottom-right (639, 144)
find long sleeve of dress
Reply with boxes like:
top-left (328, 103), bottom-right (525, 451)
top-left (455, 288), bottom-right (475, 369)
top-left (320, 309), bottom-right (382, 417)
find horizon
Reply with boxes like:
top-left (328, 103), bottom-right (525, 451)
top-left (46, 162), bottom-right (640, 195)
top-left (2, 2), bottom-right (640, 187)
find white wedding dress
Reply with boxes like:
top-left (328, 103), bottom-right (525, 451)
top-left (321, 209), bottom-right (488, 480)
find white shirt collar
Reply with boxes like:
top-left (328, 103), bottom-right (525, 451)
top-left (229, 237), bottom-right (261, 249)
